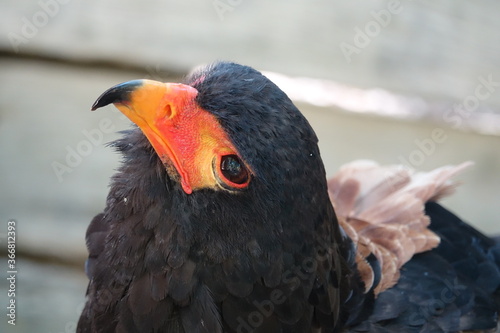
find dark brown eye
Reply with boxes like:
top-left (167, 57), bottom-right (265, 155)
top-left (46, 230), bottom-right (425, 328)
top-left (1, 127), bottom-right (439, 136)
top-left (220, 155), bottom-right (249, 186)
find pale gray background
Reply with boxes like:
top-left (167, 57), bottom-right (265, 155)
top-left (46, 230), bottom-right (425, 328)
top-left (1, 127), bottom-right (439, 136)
top-left (0, 1), bottom-right (499, 332)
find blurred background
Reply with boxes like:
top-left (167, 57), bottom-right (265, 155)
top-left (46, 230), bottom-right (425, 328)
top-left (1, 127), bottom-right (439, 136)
top-left (1, 1), bottom-right (499, 332)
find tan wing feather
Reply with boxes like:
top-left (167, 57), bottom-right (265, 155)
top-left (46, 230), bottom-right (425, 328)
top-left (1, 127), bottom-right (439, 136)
top-left (329, 160), bottom-right (472, 294)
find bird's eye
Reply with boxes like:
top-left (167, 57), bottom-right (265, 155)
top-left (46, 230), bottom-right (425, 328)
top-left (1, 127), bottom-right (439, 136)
top-left (218, 154), bottom-right (250, 188)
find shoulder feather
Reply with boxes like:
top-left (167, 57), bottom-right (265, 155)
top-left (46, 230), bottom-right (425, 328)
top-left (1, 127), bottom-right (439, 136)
top-left (328, 160), bottom-right (472, 294)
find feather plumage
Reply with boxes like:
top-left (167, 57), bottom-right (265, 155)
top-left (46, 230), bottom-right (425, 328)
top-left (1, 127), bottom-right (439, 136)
top-left (329, 160), bottom-right (472, 294)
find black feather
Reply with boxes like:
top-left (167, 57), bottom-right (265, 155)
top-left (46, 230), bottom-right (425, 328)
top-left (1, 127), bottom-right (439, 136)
top-left (78, 62), bottom-right (499, 332)
top-left (346, 202), bottom-right (500, 332)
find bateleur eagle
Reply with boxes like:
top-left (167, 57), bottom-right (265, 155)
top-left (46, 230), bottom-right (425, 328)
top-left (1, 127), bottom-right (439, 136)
top-left (77, 62), bottom-right (500, 332)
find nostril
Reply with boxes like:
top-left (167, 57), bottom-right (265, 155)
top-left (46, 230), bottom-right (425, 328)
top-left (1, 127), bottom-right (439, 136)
top-left (164, 104), bottom-right (173, 119)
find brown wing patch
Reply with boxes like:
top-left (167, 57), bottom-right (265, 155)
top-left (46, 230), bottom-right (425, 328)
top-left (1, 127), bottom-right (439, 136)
top-left (329, 160), bottom-right (472, 295)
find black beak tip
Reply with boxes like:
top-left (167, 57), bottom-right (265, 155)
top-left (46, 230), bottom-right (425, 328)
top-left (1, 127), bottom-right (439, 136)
top-left (91, 80), bottom-right (144, 111)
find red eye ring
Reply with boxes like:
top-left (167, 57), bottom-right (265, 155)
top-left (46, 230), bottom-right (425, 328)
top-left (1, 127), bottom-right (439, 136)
top-left (216, 154), bottom-right (250, 189)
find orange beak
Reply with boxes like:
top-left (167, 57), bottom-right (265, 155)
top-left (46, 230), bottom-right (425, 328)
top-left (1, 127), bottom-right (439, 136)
top-left (91, 79), bottom-right (247, 194)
